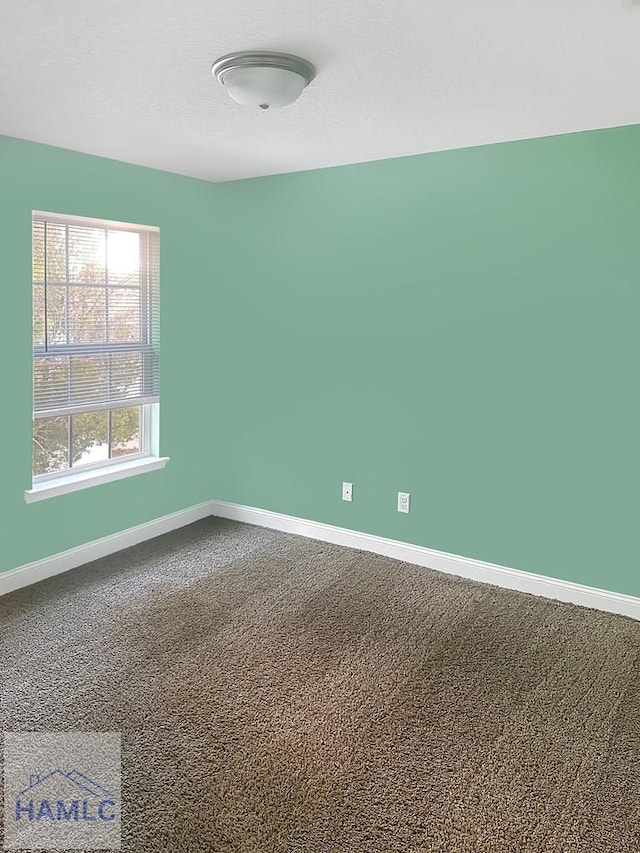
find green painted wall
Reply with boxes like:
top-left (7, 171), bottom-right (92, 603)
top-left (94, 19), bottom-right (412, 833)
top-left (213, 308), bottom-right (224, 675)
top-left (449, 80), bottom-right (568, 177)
top-left (0, 135), bottom-right (215, 571)
top-left (1, 127), bottom-right (638, 598)
top-left (207, 126), bottom-right (639, 597)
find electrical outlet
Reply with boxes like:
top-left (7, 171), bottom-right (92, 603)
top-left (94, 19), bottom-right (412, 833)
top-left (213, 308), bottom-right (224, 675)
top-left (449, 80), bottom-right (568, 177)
top-left (397, 491), bottom-right (410, 514)
top-left (342, 482), bottom-right (353, 502)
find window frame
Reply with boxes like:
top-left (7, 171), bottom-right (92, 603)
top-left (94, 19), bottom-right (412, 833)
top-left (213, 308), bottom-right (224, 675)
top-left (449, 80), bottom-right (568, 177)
top-left (28, 211), bottom-right (164, 500)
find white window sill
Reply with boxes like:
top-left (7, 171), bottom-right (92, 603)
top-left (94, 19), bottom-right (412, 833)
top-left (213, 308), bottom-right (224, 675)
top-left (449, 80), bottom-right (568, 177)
top-left (24, 456), bottom-right (170, 504)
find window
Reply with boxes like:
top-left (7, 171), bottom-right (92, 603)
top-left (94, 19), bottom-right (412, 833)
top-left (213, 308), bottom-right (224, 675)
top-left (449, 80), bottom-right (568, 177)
top-left (28, 212), bottom-right (162, 500)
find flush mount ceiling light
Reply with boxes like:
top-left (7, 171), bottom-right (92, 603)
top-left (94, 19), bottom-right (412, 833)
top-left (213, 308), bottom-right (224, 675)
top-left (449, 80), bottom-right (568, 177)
top-left (211, 51), bottom-right (316, 110)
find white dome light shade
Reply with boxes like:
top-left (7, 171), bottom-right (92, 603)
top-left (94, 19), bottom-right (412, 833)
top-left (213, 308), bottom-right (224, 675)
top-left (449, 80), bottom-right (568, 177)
top-left (212, 52), bottom-right (316, 110)
top-left (223, 66), bottom-right (306, 109)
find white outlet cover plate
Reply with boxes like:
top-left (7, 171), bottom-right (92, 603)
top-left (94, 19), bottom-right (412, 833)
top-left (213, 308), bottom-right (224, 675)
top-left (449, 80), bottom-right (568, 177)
top-left (398, 492), bottom-right (410, 514)
top-left (342, 482), bottom-right (353, 502)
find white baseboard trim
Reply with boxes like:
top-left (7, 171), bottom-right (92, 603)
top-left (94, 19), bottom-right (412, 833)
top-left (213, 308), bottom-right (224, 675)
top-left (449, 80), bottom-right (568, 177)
top-left (3, 497), bottom-right (638, 622)
top-left (0, 501), bottom-right (213, 597)
top-left (209, 499), bottom-right (640, 622)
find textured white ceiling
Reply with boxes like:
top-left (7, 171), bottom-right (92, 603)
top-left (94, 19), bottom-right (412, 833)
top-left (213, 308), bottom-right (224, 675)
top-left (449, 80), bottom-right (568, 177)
top-left (1, 0), bottom-right (640, 182)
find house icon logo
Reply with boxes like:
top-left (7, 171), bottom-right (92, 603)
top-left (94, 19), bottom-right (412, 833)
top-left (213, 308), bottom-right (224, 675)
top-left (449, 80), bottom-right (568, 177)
top-left (4, 731), bottom-right (121, 850)
top-left (14, 768), bottom-right (118, 823)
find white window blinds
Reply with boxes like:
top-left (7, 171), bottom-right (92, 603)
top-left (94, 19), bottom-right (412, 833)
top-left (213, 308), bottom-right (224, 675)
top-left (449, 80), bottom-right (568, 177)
top-left (32, 213), bottom-right (160, 419)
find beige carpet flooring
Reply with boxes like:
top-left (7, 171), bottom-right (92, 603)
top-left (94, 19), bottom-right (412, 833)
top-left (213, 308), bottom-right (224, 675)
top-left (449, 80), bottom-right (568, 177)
top-left (2, 518), bottom-right (640, 852)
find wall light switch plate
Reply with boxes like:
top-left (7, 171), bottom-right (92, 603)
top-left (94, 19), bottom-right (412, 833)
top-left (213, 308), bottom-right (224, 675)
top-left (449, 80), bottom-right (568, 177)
top-left (342, 482), bottom-right (353, 502)
top-left (397, 491), bottom-right (410, 514)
